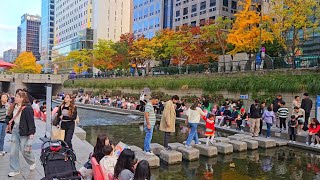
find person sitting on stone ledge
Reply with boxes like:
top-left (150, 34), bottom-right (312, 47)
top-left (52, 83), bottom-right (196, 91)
top-left (306, 118), bottom-right (320, 147)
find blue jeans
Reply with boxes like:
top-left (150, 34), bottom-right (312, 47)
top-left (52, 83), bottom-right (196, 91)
top-left (186, 123), bottom-right (199, 146)
top-left (266, 123), bottom-right (272, 137)
top-left (10, 125), bottom-right (35, 172)
top-left (0, 123), bottom-right (7, 151)
top-left (144, 125), bottom-right (154, 152)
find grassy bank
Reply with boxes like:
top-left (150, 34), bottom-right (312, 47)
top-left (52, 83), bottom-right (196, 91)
top-left (64, 72), bottom-right (320, 95)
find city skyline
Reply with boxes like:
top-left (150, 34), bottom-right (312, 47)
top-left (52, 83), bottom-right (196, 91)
top-left (0, 0), bottom-right (41, 56)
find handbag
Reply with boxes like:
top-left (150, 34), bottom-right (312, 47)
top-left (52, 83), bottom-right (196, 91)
top-left (75, 115), bottom-right (80, 124)
top-left (51, 128), bottom-right (65, 140)
top-left (6, 106), bottom-right (26, 134)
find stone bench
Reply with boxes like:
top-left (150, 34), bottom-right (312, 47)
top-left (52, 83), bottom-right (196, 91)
top-left (150, 143), bottom-right (165, 156)
top-left (135, 151), bottom-right (160, 168)
top-left (228, 140), bottom-right (247, 152)
top-left (240, 139), bottom-right (259, 150)
top-left (211, 142), bottom-right (233, 154)
top-left (251, 137), bottom-right (276, 148)
top-left (159, 150), bottom-right (182, 165)
top-left (194, 144), bottom-right (218, 157)
top-left (169, 143), bottom-right (199, 161)
top-left (214, 137), bottom-right (230, 143)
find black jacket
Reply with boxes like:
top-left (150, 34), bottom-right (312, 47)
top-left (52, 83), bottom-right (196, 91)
top-left (57, 105), bottom-right (77, 123)
top-left (6, 104), bottom-right (36, 136)
top-left (301, 98), bottom-right (313, 113)
top-left (249, 104), bottom-right (261, 118)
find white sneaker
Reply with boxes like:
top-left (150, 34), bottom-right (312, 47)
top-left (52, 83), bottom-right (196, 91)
top-left (293, 141), bottom-right (296, 144)
top-left (196, 142), bottom-right (201, 145)
top-left (185, 145), bottom-right (192, 148)
top-left (0, 151), bottom-right (6, 156)
top-left (30, 163), bottom-right (36, 170)
top-left (289, 140), bottom-right (292, 143)
top-left (8, 171), bottom-right (20, 177)
top-left (227, 126), bottom-right (230, 129)
top-left (311, 143), bottom-right (315, 147)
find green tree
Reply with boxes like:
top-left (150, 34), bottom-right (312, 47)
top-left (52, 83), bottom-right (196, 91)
top-left (66, 49), bottom-right (93, 73)
top-left (92, 39), bottom-right (117, 70)
top-left (271, 0), bottom-right (320, 67)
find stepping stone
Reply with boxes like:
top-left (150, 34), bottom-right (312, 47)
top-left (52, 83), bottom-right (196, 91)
top-left (150, 143), bottom-right (165, 156)
top-left (160, 150), bottom-right (182, 165)
top-left (228, 135), bottom-right (244, 141)
top-left (234, 134), bottom-right (252, 139)
top-left (241, 139), bottom-right (259, 150)
top-left (214, 137), bottom-right (230, 143)
top-left (176, 146), bottom-right (200, 161)
top-left (128, 145), bottom-right (143, 152)
top-left (251, 137), bottom-right (276, 148)
top-left (168, 143), bottom-right (184, 150)
top-left (135, 151), bottom-right (160, 168)
top-left (228, 140), bottom-right (247, 152)
top-left (194, 144), bottom-right (218, 157)
top-left (275, 140), bottom-right (288, 146)
top-left (211, 142), bottom-right (233, 154)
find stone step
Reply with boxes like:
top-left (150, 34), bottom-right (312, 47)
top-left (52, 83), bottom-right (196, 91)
top-left (227, 135), bottom-right (244, 141)
top-left (234, 133), bottom-right (252, 139)
top-left (176, 146), bottom-right (200, 161)
top-left (168, 142), bottom-right (185, 150)
top-left (228, 140), bottom-right (247, 152)
top-left (193, 144), bottom-right (218, 157)
top-left (214, 137), bottom-right (230, 143)
top-left (135, 151), bottom-right (160, 168)
top-left (240, 139), bottom-right (259, 150)
top-left (250, 137), bottom-right (276, 148)
top-left (150, 143), bottom-right (165, 156)
top-left (128, 145), bottom-right (143, 152)
top-left (211, 142), bottom-right (233, 155)
top-left (74, 126), bottom-right (86, 140)
top-left (159, 150), bottom-right (183, 165)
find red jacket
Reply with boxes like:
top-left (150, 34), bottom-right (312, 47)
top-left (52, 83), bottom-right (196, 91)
top-left (309, 124), bottom-right (320, 134)
top-left (202, 116), bottom-right (215, 131)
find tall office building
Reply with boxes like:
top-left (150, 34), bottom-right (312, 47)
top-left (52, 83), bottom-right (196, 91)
top-left (40, 0), bottom-right (55, 64)
top-left (172, 0), bottom-right (268, 29)
top-left (93, 0), bottom-right (133, 43)
top-left (3, 49), bottom-right (17, 62)
top-left (17, 14), bottom-right (41, 61)
top-left (133, 0), bottom-right (173, 39)
top-left (52, 0), bottom-right (93, 60)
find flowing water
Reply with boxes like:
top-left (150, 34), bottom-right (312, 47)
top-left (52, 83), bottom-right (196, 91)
top-left (75, 106), bottom-right (320, 180)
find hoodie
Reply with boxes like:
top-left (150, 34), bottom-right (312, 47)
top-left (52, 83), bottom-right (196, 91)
top-left (262, 110), bottom-right (275, 124)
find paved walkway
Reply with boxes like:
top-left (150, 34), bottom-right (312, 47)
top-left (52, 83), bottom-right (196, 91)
top-left (0, 120), bottom-right (93, 179)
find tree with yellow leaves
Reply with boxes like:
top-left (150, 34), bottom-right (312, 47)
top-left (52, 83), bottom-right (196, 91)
top-left (227, 0), bottom-right (274, 54)
top-left (270, 0), bottom-right (319, 68)
top-left (10, 52), bottom-right (42, 74)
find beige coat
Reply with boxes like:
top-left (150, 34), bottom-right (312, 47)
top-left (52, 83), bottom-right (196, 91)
top-left (159, 100), bottom-right (176, 132)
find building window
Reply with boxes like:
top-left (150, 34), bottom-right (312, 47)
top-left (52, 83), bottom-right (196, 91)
top-left (231, 1), bottom-right (237, 9)
top-left (200, 1), bottom-right (206, 10)
top-left (176, 10), bottom-right (180, 17)
top-left (183, 7), bottom-right (188, 15)
top-left (210, 0), bottom-right (216, 7)
top-left (191, 4), bottom-right (197, 12)
top-left (191, 21), bottom-right (196, 27)
top-left (223, 0), bottom-right (228, 7)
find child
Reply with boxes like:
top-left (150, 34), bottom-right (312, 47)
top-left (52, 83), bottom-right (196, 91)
top-left (202, 114), bottom-right (215, 145)
top-left (262, 105), bottom-right (275, 138)
top-left (132, 160), bottom-right (151, 180)
top-left (99, 145), bottom-right (118, 178)
top-left (288, 115), bottom-right (298, 143)
top-left (277, 101), bottom-right (289, 132)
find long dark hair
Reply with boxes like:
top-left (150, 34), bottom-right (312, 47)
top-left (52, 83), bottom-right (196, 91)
top-left (93, 134), bottom-right (108, 154)
top-left (0, 93), bottom-right (9, 106)
top-left (114, 149), bottom-right (135, 178)
top-left (60, 93), bottom-right (76, 116)
top-left (133, 160), bottom-right (151, 180)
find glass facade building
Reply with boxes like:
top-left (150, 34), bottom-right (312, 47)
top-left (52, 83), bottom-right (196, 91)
top-left (3, 49), bottom-right (17, 62)
top-left (133, 0), bottom-right (167, 39)
top-left (40, 0), bottom-right (55, 64)
top-left (52, 0), bottom-right (93, 60)
top-left (17, 14), bottom-right (41, 61)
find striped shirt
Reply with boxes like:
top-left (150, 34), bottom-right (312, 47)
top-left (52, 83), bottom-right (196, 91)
top-left (144, 102), bottom-right (156, 126)
top-left (277, 107), bottom-right (289, 118)
top-left (0, 105), bottom-right (8, 123)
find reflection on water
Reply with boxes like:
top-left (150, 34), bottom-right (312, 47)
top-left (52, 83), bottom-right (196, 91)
top-left (77, 106), bottom-right (320, 180)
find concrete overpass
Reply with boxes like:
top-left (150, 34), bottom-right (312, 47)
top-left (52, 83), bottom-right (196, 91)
top-left (0, 73), bottom-right (67, 99)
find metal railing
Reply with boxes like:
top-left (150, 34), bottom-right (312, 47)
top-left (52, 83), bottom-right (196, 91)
top-left (68, 56), bottom-right (320, 79)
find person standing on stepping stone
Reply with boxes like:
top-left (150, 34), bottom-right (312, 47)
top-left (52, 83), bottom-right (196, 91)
top-left (143, 96), bottom-right (159, 156)
top-left (249, 99), bottom-right (262, 137)
top-left (160, 95), bottom-right (179, 151)
top-left (202, 114), bottom-right (215, 145)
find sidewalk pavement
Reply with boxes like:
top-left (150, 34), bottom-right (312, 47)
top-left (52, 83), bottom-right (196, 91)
top-left (0, 120), bottom-right (93, 180)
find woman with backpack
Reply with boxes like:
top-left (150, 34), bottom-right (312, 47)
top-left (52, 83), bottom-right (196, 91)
top-left (6, 91), bottom-right (36, 177)
top-left (57, 94), bottom-right (77, 149)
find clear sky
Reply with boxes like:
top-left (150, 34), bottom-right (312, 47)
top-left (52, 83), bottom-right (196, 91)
top-left (0, 0), bottom-right (41, 57)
